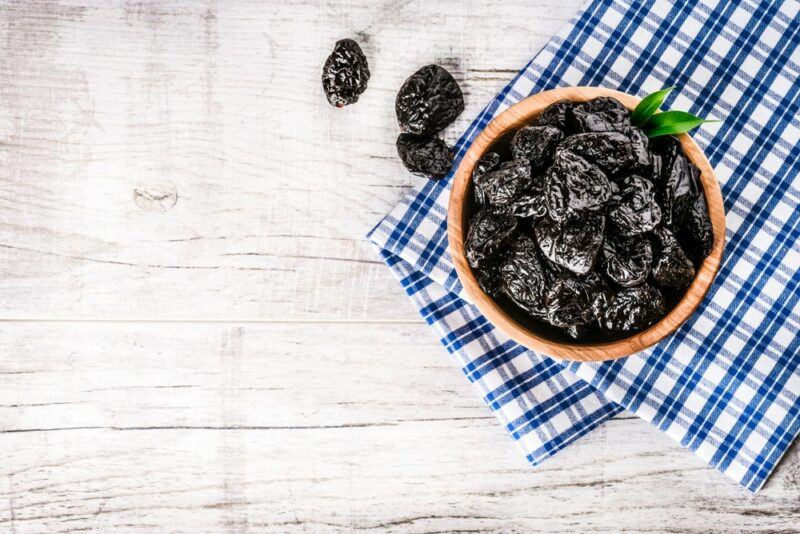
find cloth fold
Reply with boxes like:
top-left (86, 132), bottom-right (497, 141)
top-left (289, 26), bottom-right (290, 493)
top-left (368, 0), bottom-right (800, 492)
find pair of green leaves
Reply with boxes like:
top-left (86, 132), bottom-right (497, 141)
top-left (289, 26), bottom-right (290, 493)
top-left (631, 87), bottom-right (717, 137)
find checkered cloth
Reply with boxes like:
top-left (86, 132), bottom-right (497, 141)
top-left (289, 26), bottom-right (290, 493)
top-left (368, 0), bottom-right (800, 492)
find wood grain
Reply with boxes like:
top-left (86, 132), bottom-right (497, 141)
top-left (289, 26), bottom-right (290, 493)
top-left (0, 0), bottom-right (585, 321)
top-left (448, 87), bottom-right (725, 361)
top-left (2, 322), bottom-right (799, 533)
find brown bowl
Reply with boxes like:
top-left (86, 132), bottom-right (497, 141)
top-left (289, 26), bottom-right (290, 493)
top-left (447, 86), bottom-right (726, 362)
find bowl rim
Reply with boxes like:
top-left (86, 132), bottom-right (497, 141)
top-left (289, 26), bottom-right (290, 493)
top-left (447, 86), bottom-right (726, 362)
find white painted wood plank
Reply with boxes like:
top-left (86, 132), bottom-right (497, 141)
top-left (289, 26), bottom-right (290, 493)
top-left (1, 322), bottom-right (799, 532)
top-left (0, 0), bottom-right (584, 320)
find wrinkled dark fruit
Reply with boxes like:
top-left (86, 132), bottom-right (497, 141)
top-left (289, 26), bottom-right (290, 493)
top-left (681, 193), bottom-right (714, 263)
top-left (465, 208), bottom-right (517, 269)
top-left (500, 235), bottom-right (550, 317)
top-left (601, 284), bottom-right (666, 333)
top-left (322, 39), bottom-right (370, 107)
top-left (396, 134), bottom-right (453, 180)
top-left (538, 100), bottom-right (573, 132)
top-left (652, 227), bottom-right (695, 288)
top-left (602, 234), bottom-right (653, 288)
top-left (474, 160), bottom-right (533, 206)
top-left (535, 214), bottom-right (605, 275)
top-left (396, 64), bottom-right (464, 135)
top-left (571, 97), bottom-right (631, 133)
top-left (545, 150), bottom-right (611, 222)
top-left (510, 126), bottom-right (564, 169)
top-left (560, 132), bottom-right (635, 176)
top-left (464, 98), bottom-right (713, 343)
top-left (473, 152), bottom-right (503, 205)
top-left (607, 175), bottom-right (662, 237)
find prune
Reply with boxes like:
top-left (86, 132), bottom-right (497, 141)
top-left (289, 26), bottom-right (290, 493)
top-left (538, 100), bottom-right (573, 132)
top-left (510, 126), bottom-right (564, 169)
top-left (322, 39), bottom-right (370, 107)
top-left (473, 152), bottom-right (502, 205)
top-left (659, 149), bottom-right (700, 229)
top-left (652, 227), bottom-right (695, 288)
top-left (628, 127), bottom-right (652, 171)
top-left (474, 160), bottom-right (532, 206)
top-left (566, 324), bottom-right (590, 340)
top-left (396, 134), bottom-right (453, 180)
top-left (475, 259), bottom-right (503, 298)
top-left (680, 193), bottom-right (714, 263)
top-left (535, 213), bottom-right (605, 275)
top-left (600, 284), bottom-right (666, 333)
top-left (396, 65), bottom-right (464, 135)
top-left (545, 276), bottom-right (595, 328)
top-left (559, 132), bottom-right (635, 176)
top-left (510, 192), bottom-right (548, 219)
top-left (571, 97), bottom-right (631, 133)
top-left (465, 207), bottom-right (517, 269)
top-left (500, 235), bottom-right (550, 317)
top-left (545, 150), bottom-right (611, 222)
top-left (607, 175), bottom-right (662, 237)
top-left (602, 234), bottom-right (653, 288)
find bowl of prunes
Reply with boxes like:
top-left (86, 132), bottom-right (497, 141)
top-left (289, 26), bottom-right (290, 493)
top-left (448, 87), bottom-right (725, 362)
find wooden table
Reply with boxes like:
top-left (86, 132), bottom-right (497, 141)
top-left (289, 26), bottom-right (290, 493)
top-left (1, 1), bottom-right (798, 531)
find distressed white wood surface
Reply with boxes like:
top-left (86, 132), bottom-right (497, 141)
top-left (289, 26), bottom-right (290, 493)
top-left (0, 1), bottom-right (798, 532)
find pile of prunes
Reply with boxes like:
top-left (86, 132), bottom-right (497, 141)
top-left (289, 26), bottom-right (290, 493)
top-left (465, 97), bottom-right (714, 342)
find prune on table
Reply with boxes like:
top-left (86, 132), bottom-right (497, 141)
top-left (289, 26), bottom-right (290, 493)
top-left (535, 213), bottom-right (605, 275)
top-left (474, 160), bottom-right (532, 206)
top-left (322, 39), bottom-right (370, 108)
top-left (570, 97), bottom-right (631, 133)
top-left (559, 132), bottom-right (635, 176)
top-left (628, 127), bottom-right (652, 171)
top-left (680, 193), bottom-right (714, 263)
top-left (659, 149), bottom-right (700, 229)
top-left (652, 227), bottom-right (695, 288)
top-left (510, 126), bottom-right (564, 169)
top-left (473, 152), bottom-right (503, 205)
top-left (600, 284), bottom-right (666, 333)
top-left (396, 64), bottom-right (464, 136)
top-left (396, 133), bottom-right (453, 180)
top-left (607, 175), bottom-right (662, 237)
top-left (500, 235), bottom-right (551, 317)
top-left (465, 207), bottom-right (517, 269)
top-left (601, 234), bottom-right (653, 288)
top-left (538, 100), bottom-right (573, 132)
top-left (545, 149), bottom-right (612, 222)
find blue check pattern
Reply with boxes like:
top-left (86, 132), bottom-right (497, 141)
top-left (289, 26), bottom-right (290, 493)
top-left (368, 0), bottom-right (800, 492)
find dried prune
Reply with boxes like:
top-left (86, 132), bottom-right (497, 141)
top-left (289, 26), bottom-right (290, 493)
top-left (474, 160), bottom-right (532, 206)
top-left (510, 126), bottom-right (564, 169)
top-left (322, 39), bottom-right (370, 107)
top-left (602, 234), bottom-right (653, 288)
top-left (475, 258), bottom-right (503, 298)
top-left (600, 284), bottom-right (666, 333)
top-left (396, 65), bottom-right (464, 136)
top-left (566, 324), bottom-right (590, 340)
top-left (652, 227), bottom-right (695, 288)
top-left (538, 100), bottom-right (573, 132)
top-left (535, 213), bottom-right (605, 275)
top-left (545, 276), bottom-right (595, 328)
top-left (396, 134), bottom-right (453, 180)
top-left (680, 193), bottom-right (714, 263)
top-left (659, 150), bottom-right (700, 229)
top-left (510, 192), bottom-right (548, 219)
top-left (465, 208), bottom-right (517, 269)
top-left (545, 150), bottom-right (611, 222)
top-left (607, 175), bottom-right (662, 237)
top-left (571, 97), bottom-right (631, 133)
top-left (628, 127), bottom-right (652, 171)
top-left (500, 235), bottom-right (550, 317)
top-left (473, 152), bottom-right (502, 205)
top-left (559, 132), bottom-right (635, 176)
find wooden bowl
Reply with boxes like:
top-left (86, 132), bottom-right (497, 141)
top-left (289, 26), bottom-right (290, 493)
top-left (447, 87), bottom-right (726, 362)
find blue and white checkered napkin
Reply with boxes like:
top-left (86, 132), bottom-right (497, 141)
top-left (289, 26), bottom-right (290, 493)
top-left (368, 0), bottom-right (800, 492)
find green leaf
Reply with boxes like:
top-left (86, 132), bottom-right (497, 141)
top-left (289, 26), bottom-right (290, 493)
top-left (645, 110), bottom-right (717, 137)
top-left (631, 87), bottom-right (674, 127)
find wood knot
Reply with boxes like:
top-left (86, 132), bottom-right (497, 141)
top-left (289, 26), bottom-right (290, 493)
top-left (133, 182), bottom-right (178, 212)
